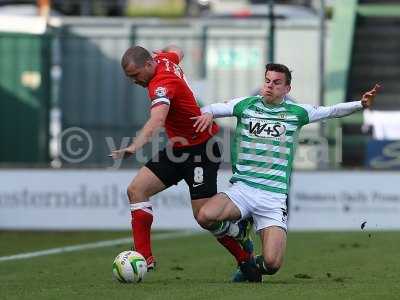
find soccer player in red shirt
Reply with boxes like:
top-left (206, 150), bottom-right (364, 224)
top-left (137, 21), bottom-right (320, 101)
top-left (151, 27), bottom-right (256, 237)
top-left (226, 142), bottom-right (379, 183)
top-left (110, 45), bottom-right (258, 280)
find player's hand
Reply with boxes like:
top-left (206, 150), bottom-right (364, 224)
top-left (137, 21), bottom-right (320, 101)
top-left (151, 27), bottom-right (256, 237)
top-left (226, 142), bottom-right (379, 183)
top-left (361, 84), bottom-right (381, 108)
top-left (191, 113), bottom-right (213, 133)
top-left (109, 146), bottom-right (135, 160)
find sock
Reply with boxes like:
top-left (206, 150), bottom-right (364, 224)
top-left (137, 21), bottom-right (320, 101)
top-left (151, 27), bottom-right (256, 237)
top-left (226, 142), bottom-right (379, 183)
top-left (208, 220), bottom-right (239, 238)
top-left (131, 202), bottom-right (153, 260)
top-left (208, 220), bottom-right (248, 263)
top-left (217, 235), bottom-right (250, 264)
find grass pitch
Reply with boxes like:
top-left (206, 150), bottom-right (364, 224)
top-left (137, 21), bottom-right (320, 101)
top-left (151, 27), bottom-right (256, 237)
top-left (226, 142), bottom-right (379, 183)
top-left (1, 230), bottom-right (400, 300)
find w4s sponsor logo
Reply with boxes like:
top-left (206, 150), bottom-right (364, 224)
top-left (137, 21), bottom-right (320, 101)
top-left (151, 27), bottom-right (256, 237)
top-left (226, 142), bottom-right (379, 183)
top-left (248, 119), bottom-right (286, 138)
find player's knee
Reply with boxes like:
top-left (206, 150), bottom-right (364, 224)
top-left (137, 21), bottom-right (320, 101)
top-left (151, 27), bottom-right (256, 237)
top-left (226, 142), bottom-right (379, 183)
top-left (196, 207), bottom-right (216, 228)
top-left (263, 256), bottom-right (282, 275)
top-left (127, 184), bottom-right (144, 203)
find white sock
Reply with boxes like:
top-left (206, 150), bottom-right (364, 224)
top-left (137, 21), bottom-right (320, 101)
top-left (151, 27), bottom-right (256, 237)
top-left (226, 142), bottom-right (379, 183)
top-left (227, 222), bottom-right (240, 238)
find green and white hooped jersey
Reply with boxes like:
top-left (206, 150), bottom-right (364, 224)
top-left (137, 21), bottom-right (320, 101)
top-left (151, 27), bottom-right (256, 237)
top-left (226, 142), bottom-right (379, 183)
top-left (230, 96), bottom-right (308, 194)
top-left (203, 95), bottom-right (362, 195)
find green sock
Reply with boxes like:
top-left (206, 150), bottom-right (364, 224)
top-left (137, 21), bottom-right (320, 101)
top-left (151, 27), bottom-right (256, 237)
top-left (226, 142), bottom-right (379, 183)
top-left (208, 221), bottom-right (229, 237)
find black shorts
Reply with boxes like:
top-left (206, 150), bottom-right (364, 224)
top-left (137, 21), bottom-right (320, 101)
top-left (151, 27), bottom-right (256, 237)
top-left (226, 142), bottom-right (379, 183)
top-left (145, 140), bottom-right (221, 200)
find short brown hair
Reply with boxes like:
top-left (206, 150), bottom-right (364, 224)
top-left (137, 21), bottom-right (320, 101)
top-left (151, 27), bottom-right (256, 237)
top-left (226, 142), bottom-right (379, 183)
top-left (121, 46), bottom-right (152, 68)
top-left (265, 63), bottom-right (292, 85)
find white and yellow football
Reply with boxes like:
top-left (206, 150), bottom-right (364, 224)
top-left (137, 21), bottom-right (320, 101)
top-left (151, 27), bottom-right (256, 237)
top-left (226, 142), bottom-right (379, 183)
top-left (112, 250), bottom-right (147, 283)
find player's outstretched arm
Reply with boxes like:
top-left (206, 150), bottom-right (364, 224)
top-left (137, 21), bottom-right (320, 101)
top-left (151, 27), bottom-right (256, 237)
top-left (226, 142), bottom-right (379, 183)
top-left (110, 105), bottom-right (169, 159)
top-left (192, 96), bottom-right (250, 132)
top-left (304, 84), bottom-right (381, 124)
top-left (191, 101), bottom-right (236, 133)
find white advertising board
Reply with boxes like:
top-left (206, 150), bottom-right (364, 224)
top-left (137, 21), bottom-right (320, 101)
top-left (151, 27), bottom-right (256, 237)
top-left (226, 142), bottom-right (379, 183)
top-left (0, 170), bottom-right (399, 230)
top-left (0, 170), bottom-right (230, 230)
top-left (289, 171), bottom-right (400, 230)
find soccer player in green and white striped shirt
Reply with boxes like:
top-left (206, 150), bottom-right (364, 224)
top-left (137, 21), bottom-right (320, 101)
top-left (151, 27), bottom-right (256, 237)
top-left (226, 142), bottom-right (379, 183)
top-left (193, 63), bottom-right (380, 282)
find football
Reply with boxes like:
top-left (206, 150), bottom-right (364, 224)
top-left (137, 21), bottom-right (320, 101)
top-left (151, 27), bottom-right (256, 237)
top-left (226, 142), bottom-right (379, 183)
top-left (112, 250), bottom-right (147, 283)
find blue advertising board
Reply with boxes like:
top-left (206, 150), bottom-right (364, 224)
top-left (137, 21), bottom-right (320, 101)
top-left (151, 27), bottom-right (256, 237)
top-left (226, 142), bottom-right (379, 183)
top-left (366, 140), bottom-right (400, 169)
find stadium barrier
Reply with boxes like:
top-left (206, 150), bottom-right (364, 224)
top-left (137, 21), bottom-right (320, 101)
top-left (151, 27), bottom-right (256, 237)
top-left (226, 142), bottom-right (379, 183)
top-left (0, 169), bottom-right (398, 231)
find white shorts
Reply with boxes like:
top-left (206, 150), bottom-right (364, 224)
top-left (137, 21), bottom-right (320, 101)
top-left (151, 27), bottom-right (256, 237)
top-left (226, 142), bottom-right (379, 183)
top-left (223, 181), bottom-right (288, 232)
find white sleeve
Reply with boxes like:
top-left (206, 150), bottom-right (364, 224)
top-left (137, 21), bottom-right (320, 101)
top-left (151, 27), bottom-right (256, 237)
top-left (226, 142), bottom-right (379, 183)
top-left (200, 96), bottom-right (247, 118)
top-left (301, 101), bottom-right (363, 123)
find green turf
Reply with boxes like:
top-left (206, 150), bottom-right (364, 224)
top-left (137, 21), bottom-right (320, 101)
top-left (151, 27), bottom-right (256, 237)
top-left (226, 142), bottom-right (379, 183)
top-left (0, 230), bottom-right (176, 256)
top-left (1, 230), bottom-right (400, 300)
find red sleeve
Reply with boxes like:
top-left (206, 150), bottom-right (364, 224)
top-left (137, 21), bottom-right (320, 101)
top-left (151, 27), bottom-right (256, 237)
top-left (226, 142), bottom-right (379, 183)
top-left (156, 52), bottom-right (180, 65)
top-left (148, 79), bottom-right (177, 109)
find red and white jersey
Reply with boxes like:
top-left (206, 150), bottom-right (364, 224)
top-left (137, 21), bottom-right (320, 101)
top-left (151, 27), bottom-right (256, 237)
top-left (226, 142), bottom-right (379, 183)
top-left (147, 52), bottom-right (219, 148)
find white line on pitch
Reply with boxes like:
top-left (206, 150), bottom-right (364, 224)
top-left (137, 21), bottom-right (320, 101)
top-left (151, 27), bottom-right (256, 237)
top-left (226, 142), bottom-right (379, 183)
top-left (0, 230), bottom-right (200, 263)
